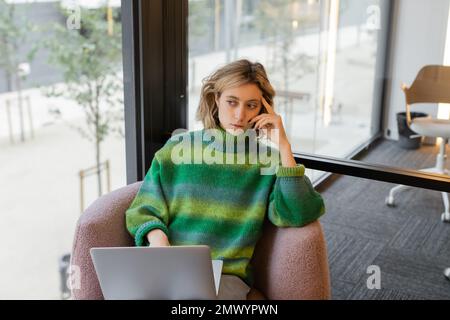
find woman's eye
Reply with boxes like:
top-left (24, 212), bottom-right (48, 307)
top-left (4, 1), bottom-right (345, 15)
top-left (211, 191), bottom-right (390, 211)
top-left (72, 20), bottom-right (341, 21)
top-left (227, 100), bottom-right (237, 106)
top-left (248, 104), bottom-right (257, 109)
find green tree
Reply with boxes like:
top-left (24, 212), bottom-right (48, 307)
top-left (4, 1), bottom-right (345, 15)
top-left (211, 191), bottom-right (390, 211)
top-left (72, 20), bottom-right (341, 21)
top-left (43, 5), bottom-right (123, 197)
top-left (189, 0), bottom-right (213, 53)
top-left (0, 0), bottom-right (37, 142)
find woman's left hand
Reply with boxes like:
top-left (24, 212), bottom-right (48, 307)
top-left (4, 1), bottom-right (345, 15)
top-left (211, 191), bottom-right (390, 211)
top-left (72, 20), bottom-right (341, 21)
top-left (249, 97), bottom-right (289, 148)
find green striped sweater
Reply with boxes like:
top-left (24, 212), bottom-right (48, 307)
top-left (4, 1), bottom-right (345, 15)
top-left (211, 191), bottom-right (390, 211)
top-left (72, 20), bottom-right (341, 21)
top-left (125, 127), bottom-right (325, 286)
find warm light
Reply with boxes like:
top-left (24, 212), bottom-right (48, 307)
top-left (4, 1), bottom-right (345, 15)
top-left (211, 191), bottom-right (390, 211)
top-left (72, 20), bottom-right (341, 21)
top-left (323, 0), bottom-right (340, 126)
top-left (292, 20), bottom-right (299, 30)
top-left (107, 1), bottom-right (114, 36)
top-left (439, 4), bottom-right (450, 121)
top-left (437, 104), bottom-right (450, 120)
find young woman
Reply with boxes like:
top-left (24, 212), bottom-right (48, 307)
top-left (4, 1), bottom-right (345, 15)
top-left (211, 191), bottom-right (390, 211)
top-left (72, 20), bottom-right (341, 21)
top-left (125, 59), bottom-right (325, 300)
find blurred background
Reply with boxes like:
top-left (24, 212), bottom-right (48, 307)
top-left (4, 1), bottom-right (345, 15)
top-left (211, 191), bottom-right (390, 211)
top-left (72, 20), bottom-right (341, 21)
top-left (0, 0), bottom-right (449, 299)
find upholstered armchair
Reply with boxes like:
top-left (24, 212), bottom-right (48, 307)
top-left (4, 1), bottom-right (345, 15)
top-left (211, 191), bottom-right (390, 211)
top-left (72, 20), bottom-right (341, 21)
top-left (70, 182), bottom-right (331, 300)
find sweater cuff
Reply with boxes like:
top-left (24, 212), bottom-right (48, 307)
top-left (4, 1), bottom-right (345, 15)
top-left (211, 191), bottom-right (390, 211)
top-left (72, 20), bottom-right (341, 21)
top-left (135, 220), bottom-right (169, 247)
top-left (276, 164), bottom-right (305, 177)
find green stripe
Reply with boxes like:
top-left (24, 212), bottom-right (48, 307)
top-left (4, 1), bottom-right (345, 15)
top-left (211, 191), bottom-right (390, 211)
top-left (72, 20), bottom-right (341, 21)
top-left (168, 216), bottom-right (264, 248)
top-left (170, 231), bottom-right (259, 249)
top-left (168, 198), bottom-right (266, 223)
top-left (167, 163), bottom-right (270, 187)
top-left (164, 182), bottom-right (270, 208)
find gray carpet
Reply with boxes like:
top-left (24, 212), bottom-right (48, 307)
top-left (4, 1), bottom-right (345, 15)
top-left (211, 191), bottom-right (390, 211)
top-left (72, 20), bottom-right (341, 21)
top-left (318, 139), bottom-right (450, 300)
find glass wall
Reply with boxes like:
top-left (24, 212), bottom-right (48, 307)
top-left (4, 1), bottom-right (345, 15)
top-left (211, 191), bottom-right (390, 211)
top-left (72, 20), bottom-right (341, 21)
top-left (0, 0), bottom-right (125, 299)
top-left (188, 0), bottom-right (389, 181)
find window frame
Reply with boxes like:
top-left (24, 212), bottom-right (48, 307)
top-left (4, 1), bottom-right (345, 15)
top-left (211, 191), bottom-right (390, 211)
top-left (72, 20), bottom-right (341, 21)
top-left (122, 0), bottom-right (450, 193)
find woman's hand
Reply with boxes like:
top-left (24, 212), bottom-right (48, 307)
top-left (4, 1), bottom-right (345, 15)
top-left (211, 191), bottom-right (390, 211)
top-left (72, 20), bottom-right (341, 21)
top-left (249, 97), bottom-right (289, 148)
top-left (249, 97), bottom-right (297, 168)
top-left (146, 229), bottom-right (171, 247)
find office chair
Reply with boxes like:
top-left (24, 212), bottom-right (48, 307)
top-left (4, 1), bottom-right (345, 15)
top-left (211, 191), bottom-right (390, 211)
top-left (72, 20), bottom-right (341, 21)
top-left (70, 182), bottom-right (331, 299)
top-left (385, 65), bottom-right (450, 222)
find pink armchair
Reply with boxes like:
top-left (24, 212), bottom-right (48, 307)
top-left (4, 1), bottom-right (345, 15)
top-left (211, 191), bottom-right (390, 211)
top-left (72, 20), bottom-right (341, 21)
top-left (70, 182), bottom-right (331, 300)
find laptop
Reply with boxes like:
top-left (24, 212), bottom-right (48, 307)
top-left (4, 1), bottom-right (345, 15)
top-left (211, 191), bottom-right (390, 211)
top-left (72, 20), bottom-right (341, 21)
top-left (90, 245), bottom-right (223, 300)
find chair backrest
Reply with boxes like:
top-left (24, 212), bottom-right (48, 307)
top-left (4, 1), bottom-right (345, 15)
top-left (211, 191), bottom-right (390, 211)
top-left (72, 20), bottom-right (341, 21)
top-left (403, 65), bottom-right (450, 105)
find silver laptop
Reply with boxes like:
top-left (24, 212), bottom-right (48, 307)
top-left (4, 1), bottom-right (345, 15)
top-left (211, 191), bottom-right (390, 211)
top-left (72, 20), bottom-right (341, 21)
top-left (90, 245), bottom-right (223, 300)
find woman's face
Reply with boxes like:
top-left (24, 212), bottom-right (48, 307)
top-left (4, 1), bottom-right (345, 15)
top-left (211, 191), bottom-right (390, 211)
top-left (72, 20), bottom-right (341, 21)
top-left (215, 83), bottom-right (264, 134)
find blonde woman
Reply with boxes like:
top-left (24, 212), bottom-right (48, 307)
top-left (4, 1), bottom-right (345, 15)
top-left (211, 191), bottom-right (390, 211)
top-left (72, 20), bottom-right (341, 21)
top-left (125, 59), bottom-right (325, 300)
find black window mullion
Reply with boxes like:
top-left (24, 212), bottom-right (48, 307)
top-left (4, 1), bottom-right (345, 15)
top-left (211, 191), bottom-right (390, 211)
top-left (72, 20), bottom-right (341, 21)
top-left (123, 0), bottom-right (187, 183)
top-left (122, 0), bottom-right (143, 184)
top-left (140, 0), bottom-right (165, 175)
top-left (163, 0), bottom-right (188, 139)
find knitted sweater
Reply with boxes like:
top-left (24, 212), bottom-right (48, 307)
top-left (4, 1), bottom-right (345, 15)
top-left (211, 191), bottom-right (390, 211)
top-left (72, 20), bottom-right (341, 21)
top-left (125, 127), bottom-right (325, 286)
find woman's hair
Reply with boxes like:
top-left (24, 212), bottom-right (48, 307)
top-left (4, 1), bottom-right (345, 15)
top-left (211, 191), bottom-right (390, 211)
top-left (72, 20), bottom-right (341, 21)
top-left (196, 59), bottom-right (276, 129)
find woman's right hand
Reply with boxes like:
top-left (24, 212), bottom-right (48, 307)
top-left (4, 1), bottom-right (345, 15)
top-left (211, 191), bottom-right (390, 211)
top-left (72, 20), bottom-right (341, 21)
top-left (146, 229), bottom-right (171, 247)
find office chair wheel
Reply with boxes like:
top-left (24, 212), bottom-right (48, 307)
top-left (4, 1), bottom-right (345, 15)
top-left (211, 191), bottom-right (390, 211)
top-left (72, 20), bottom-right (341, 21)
top-left (385, 196), bottom-right (396, 207)
top-left (441, 212), bottom-right (450, 223)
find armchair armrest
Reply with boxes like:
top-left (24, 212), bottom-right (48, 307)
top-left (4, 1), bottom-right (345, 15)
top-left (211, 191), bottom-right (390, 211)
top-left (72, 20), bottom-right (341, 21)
top-left (252, 220), bottom-right (331, 300)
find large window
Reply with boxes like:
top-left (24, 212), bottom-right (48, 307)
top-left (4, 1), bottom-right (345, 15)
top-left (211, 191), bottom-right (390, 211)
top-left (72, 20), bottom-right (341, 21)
top-left (188, 0), bottom-right (389, 181)
top-left (1, 0), bottom-right (447, 301)
top-left (0, 0), bottom-right (125, 299)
